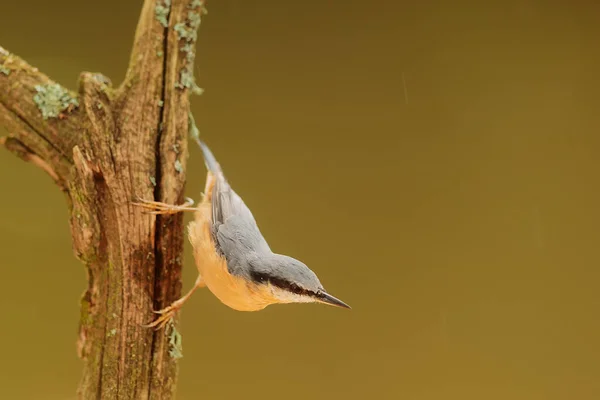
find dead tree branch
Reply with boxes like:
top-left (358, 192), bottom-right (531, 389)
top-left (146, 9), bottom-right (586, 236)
top-left (0, 1), bottom-right (207, 399)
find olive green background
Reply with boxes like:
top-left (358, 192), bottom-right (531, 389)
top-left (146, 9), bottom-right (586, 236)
top-left (1, 1), bottom-right (600, 399)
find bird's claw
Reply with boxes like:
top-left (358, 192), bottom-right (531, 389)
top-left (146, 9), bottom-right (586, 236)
top-left (153, 304), bottom-right (176, 315)
top-left (142, 313), bottom-right (174, 330)
top-left (143, 306), bottom-right (179, 330)
top-left (142, 275), bottom-right (204, 330)
top-left (143, 296), bottom-right (189, 330)
top-left (132, 196), bottom-right (196, 215)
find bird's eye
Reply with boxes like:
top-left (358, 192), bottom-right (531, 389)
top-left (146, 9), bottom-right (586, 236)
top-left (250, 271), bottom-right (269, 284)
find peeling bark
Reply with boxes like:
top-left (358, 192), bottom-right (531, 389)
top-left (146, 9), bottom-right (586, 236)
top-left (0, 1), bottom-right (207, 398)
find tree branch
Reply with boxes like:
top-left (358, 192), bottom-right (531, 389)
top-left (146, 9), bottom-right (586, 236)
top-left (0, 0), bottom-right (207, 398)
top-left (0, 46), bottom-right (84, 188)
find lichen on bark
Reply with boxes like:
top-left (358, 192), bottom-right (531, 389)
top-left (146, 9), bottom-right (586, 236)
top-left (33, 83), bottom-right (79, 120)
top-left (173, 2), bottom-right (206, 94)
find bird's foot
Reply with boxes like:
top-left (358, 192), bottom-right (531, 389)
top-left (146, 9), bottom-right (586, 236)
top-left (143, 299), bottom-right (186, 330)
top-left (133, 196), bottom-right (196, 215)
top-left (143, 275), bottom-right (204, 330)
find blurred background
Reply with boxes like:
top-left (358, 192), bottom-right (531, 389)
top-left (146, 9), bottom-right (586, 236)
top-left (1, 0), bottom-right (600, 399)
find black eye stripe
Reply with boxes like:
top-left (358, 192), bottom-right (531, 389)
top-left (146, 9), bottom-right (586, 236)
top-left (249, 271), bottom-right (313, 296)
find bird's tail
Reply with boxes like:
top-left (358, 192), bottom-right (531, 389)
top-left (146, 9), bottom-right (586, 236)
top-left (192, 136), bottom-right (222, 175)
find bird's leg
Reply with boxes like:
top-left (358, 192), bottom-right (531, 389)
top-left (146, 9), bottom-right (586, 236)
top-left (133, 196), bottom-right (197, 215)
top-left (143, 275), bottom-right (205, 330)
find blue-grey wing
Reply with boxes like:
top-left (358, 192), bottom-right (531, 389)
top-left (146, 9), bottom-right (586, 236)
top-left (196, 139), bottom-right (270, 274)
top-left (212, 179), bottom-right (271, 275)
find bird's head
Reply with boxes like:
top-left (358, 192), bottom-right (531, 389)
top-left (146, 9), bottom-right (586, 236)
top-left (247, 253), bottom-right (351, 309)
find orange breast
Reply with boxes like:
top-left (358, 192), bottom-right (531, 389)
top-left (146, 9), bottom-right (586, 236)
top-left (187, 203), bottom-right (278, 311)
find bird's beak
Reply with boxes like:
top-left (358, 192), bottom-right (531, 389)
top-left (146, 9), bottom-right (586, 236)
top-left (315, 291), bottom-right (351, 309)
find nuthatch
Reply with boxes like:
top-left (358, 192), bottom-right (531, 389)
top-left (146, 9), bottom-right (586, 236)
top-left (135, 138), bottom-right (350, 328)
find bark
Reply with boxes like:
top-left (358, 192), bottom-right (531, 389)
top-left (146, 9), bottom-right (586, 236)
top-left (0, 0), bottom-right (207, 398)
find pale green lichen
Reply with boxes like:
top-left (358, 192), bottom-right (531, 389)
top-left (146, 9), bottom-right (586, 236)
top-left (189, 12), bottom-right (201, 31)
top-left (167, 321), bottom-right (183, 359)
top-left (174, 22), bottom-right (197, 42)
top-left (107, 328), bottom-right (117, 337)
top-left (157, 99), bottom-right (164, 107)
top-left (181, 42), bottom-right (193, 54)
top-left (174, 159), bottom-right (183, 173)
top-left (176, 66), bottom-right (204, 95)
top-left (173, 8), bottom-right (206, 94)
top-left (157, 50), bottom-right (164, 58)
top-left (33, 83), bottom-right (79, 120)
top-left (188, 111), bottom-right (200, 140)
top-left (93, 74), bottom-right (110, 85)
top-left (177, 71), bottom-right (195, 90)
top-left (0, 65), bottom-right (10, 76)
top-left (149, 176), bottom-right (157, 186)
top-left (155, 0), bottom-right (171, 28)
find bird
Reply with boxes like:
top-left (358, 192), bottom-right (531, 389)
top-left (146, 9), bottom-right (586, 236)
top-left (134, 137), bottom-right (350, 329)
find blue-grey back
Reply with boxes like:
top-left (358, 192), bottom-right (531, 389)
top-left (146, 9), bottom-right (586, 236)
top-left (196, 139), bottom-right (271, 275)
